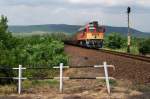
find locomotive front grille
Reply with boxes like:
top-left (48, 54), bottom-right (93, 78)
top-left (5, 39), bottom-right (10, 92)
top-left (86, 33), bottom-right (104, 39)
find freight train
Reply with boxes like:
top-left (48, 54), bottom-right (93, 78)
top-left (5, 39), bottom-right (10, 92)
top-left (66, 21), bottom-right (105, 48)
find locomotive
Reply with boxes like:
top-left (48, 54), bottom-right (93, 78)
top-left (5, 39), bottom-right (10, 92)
top-left (69, 21), bottom-right (105, 48)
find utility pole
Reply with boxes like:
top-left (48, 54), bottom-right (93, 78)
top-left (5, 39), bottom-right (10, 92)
top-left (127, 7), bottom-right (131, 53)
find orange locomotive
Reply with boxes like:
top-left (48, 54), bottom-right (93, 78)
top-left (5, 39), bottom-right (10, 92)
top-left (73, 21), bottom-right (105, 48)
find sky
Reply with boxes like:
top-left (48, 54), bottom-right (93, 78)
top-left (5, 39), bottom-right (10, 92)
top-left (0, 0), bottom-right (150, 32)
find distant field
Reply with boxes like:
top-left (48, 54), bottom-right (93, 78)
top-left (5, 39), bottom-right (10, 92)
top-left (12, 32), bottom-right (60, 37)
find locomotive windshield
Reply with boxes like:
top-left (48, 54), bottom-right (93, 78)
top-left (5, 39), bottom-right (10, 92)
top-left (77, 21), bottom-right (105, 33)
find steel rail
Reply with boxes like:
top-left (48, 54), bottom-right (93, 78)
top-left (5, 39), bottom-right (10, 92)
top-left (65, 43), bottom-right (150, 63)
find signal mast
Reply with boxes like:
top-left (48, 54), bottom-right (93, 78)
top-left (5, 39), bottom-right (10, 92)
top-left (127, 7), bottom-right (131, 53)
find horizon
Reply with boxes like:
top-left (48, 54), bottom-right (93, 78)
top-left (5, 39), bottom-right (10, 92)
top-left (8, 23), bottom-right (149, 33)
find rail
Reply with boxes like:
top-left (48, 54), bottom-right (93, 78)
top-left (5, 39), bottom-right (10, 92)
top-left (99, 49), bottom-right (150, 62)
top-left (65, 44), bottom-right (150, 62)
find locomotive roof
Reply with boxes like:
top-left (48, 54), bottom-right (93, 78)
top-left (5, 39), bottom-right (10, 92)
top-left (78, 21), bottom-right (99, 31)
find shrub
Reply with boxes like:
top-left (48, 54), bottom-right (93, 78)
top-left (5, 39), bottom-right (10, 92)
top-left (139, 38), bottom-right (150, 55)
top-left (0, 15), bottom-right (68, 84)
top-left (105, 33), bottom-right (124, 49)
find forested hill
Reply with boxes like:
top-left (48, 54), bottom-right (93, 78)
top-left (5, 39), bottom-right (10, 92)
top-left (9, 24), bottom-right (150, 38)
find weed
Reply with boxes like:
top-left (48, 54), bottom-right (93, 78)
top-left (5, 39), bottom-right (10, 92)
top-left (99, 79), bottom-right (118, 86)
top-left (132, 84), bottom-right (150, 92)
top-left (0, 85), bottom-right (16, 94)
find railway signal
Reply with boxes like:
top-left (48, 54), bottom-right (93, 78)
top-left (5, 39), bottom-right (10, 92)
top-left (127, 7), bottom-right (131, 53)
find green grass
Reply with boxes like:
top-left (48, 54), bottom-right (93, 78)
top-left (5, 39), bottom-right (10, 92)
top-left (22, 79), bottom-right (59, 89)
top-left (103, 46), bottom-right (139, 55)
top-left (32, 79), bottom-right (59, 86)
top-left (12, 32), bottom-right (51, 37)
top-left (97, 79), bottom-right (118, 87)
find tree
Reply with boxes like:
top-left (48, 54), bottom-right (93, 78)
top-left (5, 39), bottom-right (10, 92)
top-left (139, 38), bottom-right (150, 55)
top-left (0, 15), bottom-right (14, 49)
top-left (106, 33), bottom-right (124, 49)
top-left (0, 15), bottom-right (15, 84)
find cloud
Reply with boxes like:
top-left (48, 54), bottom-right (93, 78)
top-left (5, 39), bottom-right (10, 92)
top-left (68, 0), bottom-right (131, 6)
top-left (0, 0), bottom-right (67, 6)
top-left (135, 0), bottom-right (150, 7)
top-left (0, 0), bottom-right (150, 32)
top-left (68, 0), bottom-right (150, 7)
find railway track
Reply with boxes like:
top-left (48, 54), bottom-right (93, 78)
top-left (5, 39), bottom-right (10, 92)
top-left (98, 49), bottom-right (150, 63)
top-left (65, 43), bottom-right (150, 63)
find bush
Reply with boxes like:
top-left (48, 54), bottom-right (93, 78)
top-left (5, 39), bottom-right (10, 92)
top-left (105, 33), bottom-right (125, 49)
top-left (0, 36), bottom-right (68, 82)
top-left (139, 38), bottom-right (150, 55)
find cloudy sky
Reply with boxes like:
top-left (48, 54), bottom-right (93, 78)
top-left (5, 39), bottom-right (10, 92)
top-left (0, 0), bottom-right (150, 32)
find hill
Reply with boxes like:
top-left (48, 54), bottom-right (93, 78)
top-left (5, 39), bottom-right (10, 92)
top-left (9, 24), bottom-right (150, 38)
top-left (9, 24), bottom-right (80, 34)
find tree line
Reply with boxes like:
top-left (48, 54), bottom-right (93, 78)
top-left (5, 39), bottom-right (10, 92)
top-left (104, 33), bottom-right (150, 55)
